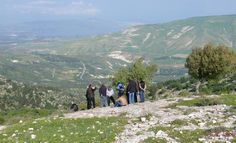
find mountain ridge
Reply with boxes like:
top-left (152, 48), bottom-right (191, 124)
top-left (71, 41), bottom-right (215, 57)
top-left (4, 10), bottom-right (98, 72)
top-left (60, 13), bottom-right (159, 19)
top-left (0, 14), bottom-right (235, 87)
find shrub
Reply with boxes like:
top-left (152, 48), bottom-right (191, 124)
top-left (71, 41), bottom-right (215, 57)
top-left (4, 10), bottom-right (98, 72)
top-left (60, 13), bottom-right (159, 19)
top-left (179, 77), bottom-right (189, 83)
top-left (148, 84), bottom-right (159, 100)
top-left (199, 86), bottom-right (212, 95)
top-left (178, 90), bottom-right (190, 97)
top-left (167, 80), bottom-right (184, 90)
top-left (0, 115), bottom-right (5, 124)
top-left (161, 94), bottom-right (170, 99)
top-left (79, 102), bottom-right (87, 110)
top-left (186, 44), bottom-right (235, 81)
top-left (158, 88), bottom-right (167, 95)
top-left (231, 74), bottom-right (236, 81)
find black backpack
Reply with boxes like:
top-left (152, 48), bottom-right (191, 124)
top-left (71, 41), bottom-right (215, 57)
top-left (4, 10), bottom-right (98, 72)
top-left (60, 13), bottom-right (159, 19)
top-left (70, 103), bottom-right (79, 112)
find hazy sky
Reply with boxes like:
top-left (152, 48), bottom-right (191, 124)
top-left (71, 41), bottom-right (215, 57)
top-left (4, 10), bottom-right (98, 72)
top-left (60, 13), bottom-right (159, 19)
top-left (1, 0), bottom-right (236, 24)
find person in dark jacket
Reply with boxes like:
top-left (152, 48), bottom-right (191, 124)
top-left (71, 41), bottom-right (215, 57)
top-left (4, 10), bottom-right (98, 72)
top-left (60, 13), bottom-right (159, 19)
top-left (85, 84), bottom-right (97, 109)
top-left (99, 84), bottom-right (108, 107)
top-left (139, 79), bottom-right (146, 102)
top-left (134, 80), bottom-right (139, 103)
top-left (127, 79), bottom-right (138, 104)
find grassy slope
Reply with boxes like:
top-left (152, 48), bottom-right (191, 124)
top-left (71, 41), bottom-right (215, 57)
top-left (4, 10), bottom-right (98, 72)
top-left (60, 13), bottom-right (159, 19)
top-left (0, 116), bottom-right (127, 143)
top-left (174, 95), bottom-right (236, 107)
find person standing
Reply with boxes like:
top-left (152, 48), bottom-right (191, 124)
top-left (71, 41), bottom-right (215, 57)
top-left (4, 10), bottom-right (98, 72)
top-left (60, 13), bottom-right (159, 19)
top-left (99, 84), bottom-right (108, 107)
top-left (107, 86), bottom-right (115, 106)
top-left (139, 79), bottom-right (146, 103)
top-left (85, 84), bottom-right (97, 109)
top-left (127, 79), bottom-right (137, 104)
top-left (134, 80), bottom-right (139, 103)
top-left (116, 82), bottom-right (124, 97)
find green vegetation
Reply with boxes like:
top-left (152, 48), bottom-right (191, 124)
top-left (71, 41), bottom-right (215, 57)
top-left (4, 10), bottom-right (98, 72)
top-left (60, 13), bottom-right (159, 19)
top-left (185, 44), bottom-right (236, 93)
top-left (1, 15), bottom-right (235, 88)
top-left (225, 106), bottom-right (236, 118)
top-left (0, 115), bottom-right (5, 124)
top-left (171, 95), bottom-right (236, 107)
top-left (156, 76), bottom-right (198, 92)
top-left (205, 126), bottom-right (233, 135)
top-left (141, 137), bottom-right (167, 143)
top-left (186, 44), bottom-right (235, 81)
top-left (0, 76), bottom-right (84, 113)
top-left (149, 126), bottom-right (205, 143)
top-left (112, 58), bottom-right (158, 87)
top-left (0, 108), bottom-right (55, 125)
top-left (152, 72), bottom-right (236, 99)
top-left (0, 116), bottom-right (127, 143)
top-left (182, 109), bottom-right (197, 115)
top-left (178, 90), bottom-right (190, 97)
top-left (170, 119), bottom-right (188, 127)
top-left (0, 15), bottom-right (236, 143)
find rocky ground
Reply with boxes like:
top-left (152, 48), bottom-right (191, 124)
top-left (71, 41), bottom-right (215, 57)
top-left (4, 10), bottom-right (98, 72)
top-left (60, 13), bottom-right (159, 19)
top-left (0, 125), bottom-right (6, 131)
top-left (0, 96), bottom-right (235, 142)
top-left (64, 97), bottom-right (236, 143)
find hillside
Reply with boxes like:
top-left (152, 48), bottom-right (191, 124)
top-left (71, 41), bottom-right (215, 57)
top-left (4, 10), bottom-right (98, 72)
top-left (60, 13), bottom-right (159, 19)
top-left (0, 15), bottom-right (236, 87)
top-left (1, 95), bottom-right (236, 142)
top-left (0, 75), bottom-right (81, 112)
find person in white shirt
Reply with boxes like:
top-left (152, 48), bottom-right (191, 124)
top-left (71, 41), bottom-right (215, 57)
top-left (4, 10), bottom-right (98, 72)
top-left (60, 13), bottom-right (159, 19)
top-left (107, 86), bottom-right (115, 106)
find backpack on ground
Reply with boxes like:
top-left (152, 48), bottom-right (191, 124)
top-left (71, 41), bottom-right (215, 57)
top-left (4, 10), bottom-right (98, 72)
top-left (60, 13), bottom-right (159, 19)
top-left (70, 103), bottom-right (79, 112)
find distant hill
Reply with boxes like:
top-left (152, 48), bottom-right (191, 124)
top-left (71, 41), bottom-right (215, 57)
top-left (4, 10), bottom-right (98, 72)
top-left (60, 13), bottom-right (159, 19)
top-left (0, 15), bottom-right (235, 87)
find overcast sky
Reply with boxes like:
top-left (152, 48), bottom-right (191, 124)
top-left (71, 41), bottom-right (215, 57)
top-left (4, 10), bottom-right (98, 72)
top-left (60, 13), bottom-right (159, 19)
top-left (1, 0), bottom-right (236, 24)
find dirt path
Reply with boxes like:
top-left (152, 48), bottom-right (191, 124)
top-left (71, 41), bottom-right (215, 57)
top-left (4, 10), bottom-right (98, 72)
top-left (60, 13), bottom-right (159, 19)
top-left (64, 99), bottom-right (174, 119)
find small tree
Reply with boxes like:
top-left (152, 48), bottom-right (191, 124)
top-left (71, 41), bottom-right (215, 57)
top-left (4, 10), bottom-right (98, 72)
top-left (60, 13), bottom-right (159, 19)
top-left (111, 58), bottom-right (158, 87)
top-left (185, 44), bottom-right (235, 94)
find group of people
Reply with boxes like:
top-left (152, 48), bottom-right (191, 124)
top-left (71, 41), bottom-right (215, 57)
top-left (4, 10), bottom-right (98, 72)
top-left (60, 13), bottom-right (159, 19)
top-left (85, 79), bottom-right (146, 109)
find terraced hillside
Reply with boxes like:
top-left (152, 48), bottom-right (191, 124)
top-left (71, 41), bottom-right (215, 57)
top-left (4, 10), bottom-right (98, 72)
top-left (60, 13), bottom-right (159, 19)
top-left (0, 15), bottom-right (236, 87)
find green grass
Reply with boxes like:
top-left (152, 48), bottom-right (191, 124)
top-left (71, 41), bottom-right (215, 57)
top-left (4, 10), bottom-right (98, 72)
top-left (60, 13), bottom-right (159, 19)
top-left (0, 115), bottom-right (5, 124)
top-left (149, 126), bottom-right (205, 143)
top-left (189, 119), bottom-right (199, 126)
top-left (170, 119), bottom-right (188, 127)
top-left (148, 125), bottom-right (236, 143)
top-left (220, 95), bottom-right (236, 106)
top-left (170, 95), bottom-right (236, 107)
top-left (141, 137), bottom-right (167, 143)
top-left (0, 108), bottom-right (55, 125)
top-left (0, 116), bottom-right (127, 143)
